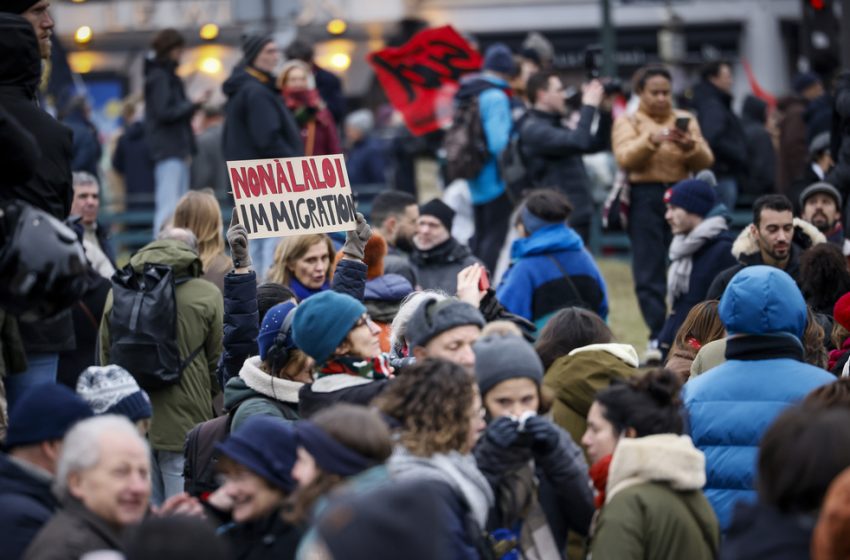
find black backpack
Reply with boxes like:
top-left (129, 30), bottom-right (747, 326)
top-left (183, 397), bottom-right (298, 497)
top-left (499, 113), bottom-right (533, 204)
top-left (108, 262), bottom-right (203, 391)
top-left (444, 96), bottom-right (490, 183)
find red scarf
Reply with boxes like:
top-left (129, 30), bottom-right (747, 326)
top-left (589, 454), bottom-right (613, 509)
top-left (828, 336), bottom-right (850, 371)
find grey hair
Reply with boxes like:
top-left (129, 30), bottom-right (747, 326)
top-left (157, 227), bottom-right (199, 252)
top-left (55, 415), bottom-right (149, 497)
top-left (344, 109), bottom-right (374, 135)
top-left (72, 171), bottom-right (99, 189)
top-left (389, 290), bottom-right (449, 353)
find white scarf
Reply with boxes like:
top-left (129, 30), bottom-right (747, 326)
top-left (667, 216), bottom-right (728, 306)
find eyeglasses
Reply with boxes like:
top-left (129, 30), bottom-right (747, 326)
top-left (353, 314), bottom-right (373, 329)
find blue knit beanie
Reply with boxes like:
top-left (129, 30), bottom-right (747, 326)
top-left (215, 416), bottom-right (297, 493)
top-left (483, 43), bottom-right (517, 76)
top-left (292, 290), bottom-right (367, 364)
top-left (664, 179), bottom-right (716, 218)
top-left (6, 384), bottom-right (93, 448)
top-left (76, 365), bottom-right (152, 423)
top-left (258, 301), bottom-right (298, 361)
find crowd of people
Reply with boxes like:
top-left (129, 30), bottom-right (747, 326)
top-left (4, 0), bottom-right (850, 558)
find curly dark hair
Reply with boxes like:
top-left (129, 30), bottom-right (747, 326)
top-left (374, 359), bottom-right (476, 456)
top-left (799, 243), bottom-right (850, 315)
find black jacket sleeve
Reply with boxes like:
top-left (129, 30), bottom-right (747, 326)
top-left (219, 270), bottom-right (258, 385)
top-left (0, 104), bottom-right (40, 187)
top-left (522, 105), bottom-right (598, 157)
top-left (331, 259), bottom-right (367, 302)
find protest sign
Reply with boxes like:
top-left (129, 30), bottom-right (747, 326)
top-left (227, 153), bottom-right (356, 239)
top-left (368, 26), bottom-right (482, 136)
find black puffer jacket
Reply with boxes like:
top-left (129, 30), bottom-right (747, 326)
top-left (143, 56), bottom-right (197, 161)
top-left (0, 14), bottom-right (72, 219)
top-left (220, 508), bottom-right (302, 560)
top-left (0, 454), bottom-right (59, 560)
top-left (520, 106), bottom-right (611, 227)
top-left (693, 80), bottom-right (748, 180)
top-left (222, 65), bottom-right (303, 161)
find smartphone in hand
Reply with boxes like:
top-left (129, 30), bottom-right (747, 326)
top-left (478, 268), bottom-right (490, 292)
top-left (675, 117), bottom-right (690, 132)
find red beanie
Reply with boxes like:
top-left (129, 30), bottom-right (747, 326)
top-left (834, 292), bottom-right (850, 331)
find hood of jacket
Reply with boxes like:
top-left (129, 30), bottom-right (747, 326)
top-left (719, 265), bottom-right (807, 338)
top-left (388, 447), bottom-right (494, 529)
top-left (511, 224), bottom-right (583, 260)
top-left (0, 454), bottom-right (56, 509)
top-left (731, 217), bottom-right (825, 261)
top-left (455, 74), bottom-right (507, 101)
top-left (224, 356), bottom-right (302, 410)
top-left (222, 64), bottom-right (275, 99)
top-left (410, 237), bottom-right (473, 267)
top-left (364, 274), bottom-right (414, 302)
top-left (606, 434), bottom-right (706, 504)
top-left (0, 14), bottom-right (41, 97)
top-left (129, 239), bottom-right (203, 279)
top-left (544, 344), bottom-right (638, 418)
top-left (742, 95), bottom-right (768, 124)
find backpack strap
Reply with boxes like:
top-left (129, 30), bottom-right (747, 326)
top-left (545, 255), bottom-right (588, 310)
top-left (178, 343), bottom-right (206, 374)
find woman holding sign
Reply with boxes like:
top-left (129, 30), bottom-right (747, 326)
top-left (277, 61), bottom-right (342, 157)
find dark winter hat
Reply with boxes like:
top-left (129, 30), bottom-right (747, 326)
top-left (76, 365), bottom-right (152, 422)
top-left (407, 298), bottom-right (485, 349)
top-left (664, 179), bottom-right (716, 218)
top-left (215, 416), bottom-right (298, 493)
top-left (241, 33), bottom-right (274, 66)
top-left (258, 301), bottom-right (298, 361)
top-left (419, 199), bottom-right (455, 233)
top-left (800, 181), bottom-right (842, 210)
top-left (316, 480), bottom-right (450, 560)
top-left (292, 290), bottom-right (367, 364)
top-left (6, 384), bottom-right (93, 449)
top-left (792, 71), bottom-right (820, 94)
top-left (0, 0), bottom-right (39, 13)
top-left (474, 334), bottom-right (544, 397)
top-left (295, 420), bottom-right (378, 477)
top-left (483, 43), bottom-right (518, 77)
top-left (834, 292), bottom-right (850, 331)
top-left (809, 132), bottom-right (831, 157)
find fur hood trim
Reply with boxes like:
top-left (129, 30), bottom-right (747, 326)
top-left (309, 373), bottom-right (374, 394)
top-left (569, 343), bottom-right (640, 368)
top-left (731, 218), bottom-right (826, 259)
top-left (606, 434), bottom-right (705, 504)
top-left (239, 356), bottom-right (302, 403)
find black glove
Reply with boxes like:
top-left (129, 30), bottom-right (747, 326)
top-left (485, 416), bottom-right (521, 449)
top-left (524, 415), bottom-right (560, 455)
top-left (227, 209), bottom-right (251, 269)
top-left (341, 212), bottom-right (372, 260)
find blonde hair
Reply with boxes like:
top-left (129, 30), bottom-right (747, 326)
top-left (172, 190), bottom-right (226, 271)
top-left (267, 234), bottom-right (334, 285)
top-left (277, 59), bottom-right (316, 91)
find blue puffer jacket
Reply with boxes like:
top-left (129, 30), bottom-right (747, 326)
top-left (497, 224), bottom-right (608, 329)
top-left (683, 266), bottom-right (834, 530)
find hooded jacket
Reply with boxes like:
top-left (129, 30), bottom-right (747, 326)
top-left (497, 224), bottom-right (608, 328)
top-left (0, 14), bottom-right (73, 220)
top-left (692, 80), bottom-right (749, 179)
top-left (543, 343), bottom-right (638, 447)
top-left (99, 240), bottom-right (223, 452)
top-left (706, 218), bottom-right (826, 300)
top-left (224, 356), bottom-right (301, 432)
top-left (364, 274), bottom-right (414, 353)
top-left (684, 266), bottom-right (834, 530)
top-left (0, 454), bottom-right (58, 560)
top-left (591, 434), bottom-right (719, 560)
top-left (222, 65), bottom-right (303, 162)
top-left (410, 237), bottom-right (480, 294)
top-left (143, 57), bottom-right (197, 161)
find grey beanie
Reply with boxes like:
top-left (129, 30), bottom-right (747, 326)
top-left (407, 299), bottom-right (485, 349)
top-left (474, 334), bottom-right (543, 396)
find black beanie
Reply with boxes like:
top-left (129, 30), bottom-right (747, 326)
top-left (0, 0), bottom-right (39, 14)
top-left (242, 33), bottom-right (273, 66)
top-left (419, 199), bottom-right (455, 232)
